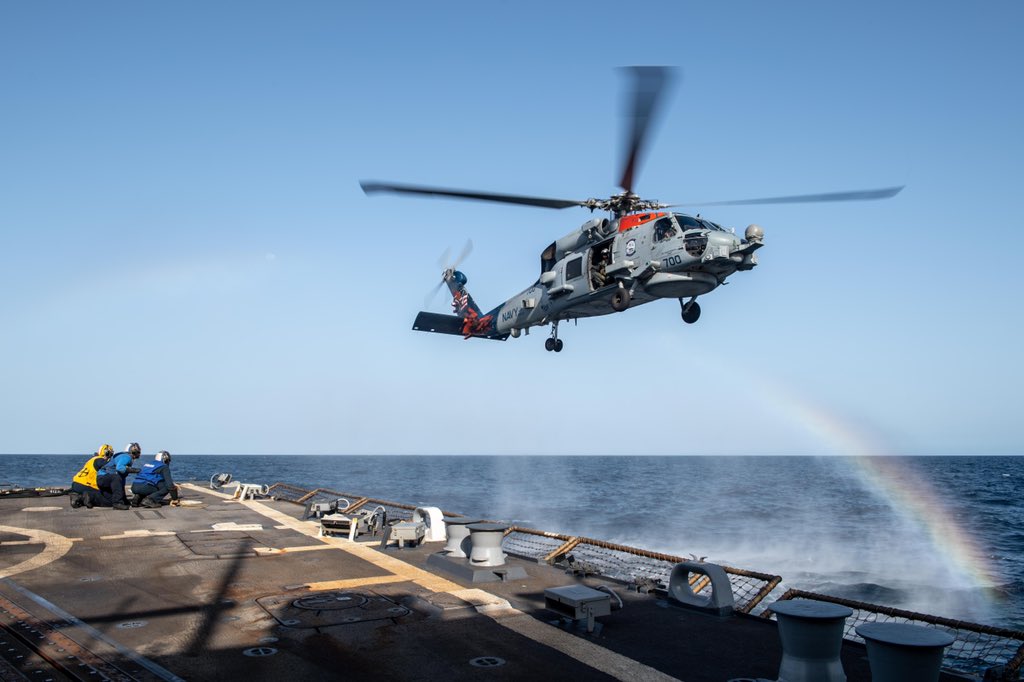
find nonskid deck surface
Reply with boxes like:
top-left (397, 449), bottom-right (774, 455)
top-left (0, 487), bottom-right (966, 682)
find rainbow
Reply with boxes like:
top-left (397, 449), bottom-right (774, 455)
top-left (755, 378), bottom-right (1001, 591)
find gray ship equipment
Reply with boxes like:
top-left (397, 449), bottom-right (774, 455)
top-left (321, 505), bottom-right (387, 540)
top-left (855, 622), bottom-right (955, 682)
top-left (441, 516), bottom-right (482, 558)
top-left (426, 520), bottom-right (528, 583)
top-left (229, 482), bottom-right (270, 501)
top-left (303, 497), bottom-right (350, 521)
top-left (209, 473), bottom-right (232, 490)
top-left (387, 521), bottom-right (427, 548)
top-left (467, 523), bottom-right (509, 567)
top-left (544, 585), bottom-right (613, 634)
top-left (769, 599), bottom-right (852, 682)
top-left (668, 560), bottom-right (735, 617)
top-left (412, 506), bottom-right (446, 542)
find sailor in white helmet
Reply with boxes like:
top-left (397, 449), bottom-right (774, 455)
top-left (130, 451), bottom-right (180, 508)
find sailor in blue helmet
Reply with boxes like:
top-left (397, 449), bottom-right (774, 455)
top-left (100, 442), bottom-right (142, 510)
top-left (130, 451), bottom-right (180, 508)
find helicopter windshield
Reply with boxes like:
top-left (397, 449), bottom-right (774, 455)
top-left (675, 214), bottom-right (726, 232)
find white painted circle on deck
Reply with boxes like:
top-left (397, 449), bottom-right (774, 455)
top-left (0, 525), bottom-right (74, 579)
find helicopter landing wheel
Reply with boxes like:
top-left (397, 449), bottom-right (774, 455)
top-left (545, 338), bottom-right (564, 352)
top-left (545, 322), bottom-right (563, 352)
top-left (681, 299), bottom-right (701, 324)
top-left (611, 285), bottom-right (631, 312)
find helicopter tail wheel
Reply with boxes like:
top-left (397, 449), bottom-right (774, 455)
top-left (554, 339), bottom-right (563, 352)
top-left (611, 286), bottom-right (631, 312)
top-left (545, 338), bottom-right (555, 352)
top-left (681, 299), bottom-right (701, 324)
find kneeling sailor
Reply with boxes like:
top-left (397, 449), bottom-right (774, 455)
top-left (131, 451), bottom-right (179, 508)
top-left (70, 445), bottom-right (114, 508)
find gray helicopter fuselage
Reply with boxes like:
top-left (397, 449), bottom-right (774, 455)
top-left (490, 211), bottom-right (763, 336)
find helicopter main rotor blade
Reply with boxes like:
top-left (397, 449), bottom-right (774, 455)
top-left (618, 66), bottom-right (677, 195)
top-left (674, 186), bottom-right (904, 207)
top-left (360, 181), bottom-right (586, 210)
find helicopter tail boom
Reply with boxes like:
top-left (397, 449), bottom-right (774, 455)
top-left (412, 312), bottom-right (509, 341)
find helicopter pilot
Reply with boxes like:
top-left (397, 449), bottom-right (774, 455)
top-left (654, 218), bottom-right (677, 241)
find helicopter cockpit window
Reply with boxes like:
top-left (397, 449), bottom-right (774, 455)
top-left (676, 215), bottom-right (703, 231)
top-left (698, 218), bottom-right (725, 231)
top-left (653, 217), bottom-right (678, 242)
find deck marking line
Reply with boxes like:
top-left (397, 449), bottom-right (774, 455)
top-left (0, 525), bottom-right (72, 579)
top-left (305, 575), bottom-right (410, 590)
top-left (100, 530), bottom-right (178, 540)
top-left (253, 545), bottom-right (335, 555)
top-left (1, 577), bottom-right (186, 682)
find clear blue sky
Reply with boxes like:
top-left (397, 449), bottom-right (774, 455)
top-left (1, 2), bottom-right (1021, 455)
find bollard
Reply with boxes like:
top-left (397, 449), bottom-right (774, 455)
top-left (441, 517), bottom-right (482, 558)
top-left (856, 622), bottom-right (954, 682)
top-left (770, 599), bottom-right (852, 682)
top-left (466, 523), bottom-right (509, 567)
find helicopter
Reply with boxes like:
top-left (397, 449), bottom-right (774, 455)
top-left (361, 67), bottom-right (902, 352)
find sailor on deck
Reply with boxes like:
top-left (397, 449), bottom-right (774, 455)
top-left (131, 451), bottom-right (179, 508)
top-left (70, 444), bottom-right (114, 508)
top-left (100, 442), bottom-right (142, 510)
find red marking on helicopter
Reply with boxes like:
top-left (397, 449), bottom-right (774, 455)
top-left (452, 291), bottom-right (469, 314)
top-left (460, 308), bottom-right (495, 339)
top-left (618, 212), bottom-right (666, 232)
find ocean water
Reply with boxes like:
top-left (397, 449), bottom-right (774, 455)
top-left (3, 454), bottom-right (1022, 631)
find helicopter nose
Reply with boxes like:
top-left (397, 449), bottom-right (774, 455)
top-left (705, 232), bottom-right (737, 259)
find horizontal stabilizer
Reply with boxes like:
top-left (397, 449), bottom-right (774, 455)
top-left (412, 312), bottom-right (509, 341)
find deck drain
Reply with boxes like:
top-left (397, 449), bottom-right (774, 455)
top-left (116, 621), bottom-right (147, 629)
top-left (469, 657), bottom-right (506, 668)
top-left (243, 647), bottom-right (277, 657)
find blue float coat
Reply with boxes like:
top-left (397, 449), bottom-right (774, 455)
top-left (105, 453), bottom-right (136, 476)
top-left (135, 460), bottom-right (174, 488)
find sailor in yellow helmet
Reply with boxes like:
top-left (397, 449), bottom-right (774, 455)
top-left (70, 444), bottom-right (114, 509)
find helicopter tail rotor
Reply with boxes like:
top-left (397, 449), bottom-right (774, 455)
top-left (424, 240), bottom-right (474, 308)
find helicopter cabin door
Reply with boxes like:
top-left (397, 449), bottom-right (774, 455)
top-left (557, 254), bottom-right (585, 298)
top-left (588, 239), bottom-right (614, 291)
